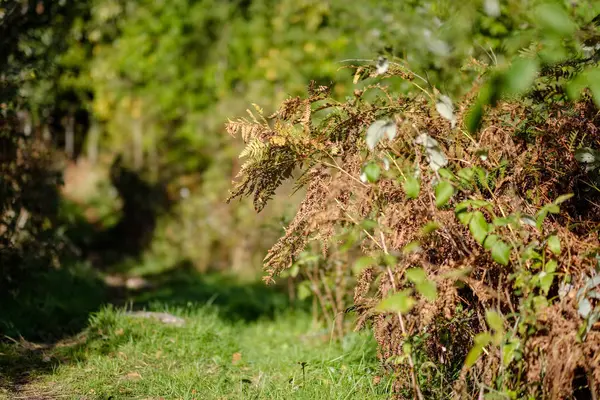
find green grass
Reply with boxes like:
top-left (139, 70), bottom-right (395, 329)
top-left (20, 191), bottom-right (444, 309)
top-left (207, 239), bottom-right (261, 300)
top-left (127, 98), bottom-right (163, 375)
top-left (3, 306), bottom-right (390, 400)
top-left (0, 264), bottom-right (391, 399)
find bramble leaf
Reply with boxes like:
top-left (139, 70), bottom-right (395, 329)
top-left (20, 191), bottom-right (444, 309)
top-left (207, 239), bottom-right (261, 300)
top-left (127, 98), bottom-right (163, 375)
top-left (435, 180), bottom-right (454, 208)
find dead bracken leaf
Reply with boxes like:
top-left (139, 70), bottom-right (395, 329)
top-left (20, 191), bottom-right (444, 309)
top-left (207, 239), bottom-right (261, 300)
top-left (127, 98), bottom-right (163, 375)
top-left (232, 352), bottom-right (242, 365)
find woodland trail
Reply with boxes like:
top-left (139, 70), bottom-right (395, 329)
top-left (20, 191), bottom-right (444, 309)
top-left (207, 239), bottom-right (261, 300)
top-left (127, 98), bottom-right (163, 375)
top-left (0, 269), bottom-right (389, 400)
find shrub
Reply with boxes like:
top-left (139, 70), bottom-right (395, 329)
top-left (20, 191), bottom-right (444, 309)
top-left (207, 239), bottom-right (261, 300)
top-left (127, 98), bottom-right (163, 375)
top-left (228, 3), bottom-right (600, 397)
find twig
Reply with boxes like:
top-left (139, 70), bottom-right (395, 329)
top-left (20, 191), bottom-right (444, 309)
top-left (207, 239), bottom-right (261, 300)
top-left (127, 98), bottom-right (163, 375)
top-left (333, 198), bottom-right (383, 250)
top-left (321, 159), bottom-right (369, 188)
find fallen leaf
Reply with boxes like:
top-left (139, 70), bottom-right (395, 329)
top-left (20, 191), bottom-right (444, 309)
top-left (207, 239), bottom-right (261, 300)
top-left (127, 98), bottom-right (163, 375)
top-left (232, 352), bottom-right (242, 365)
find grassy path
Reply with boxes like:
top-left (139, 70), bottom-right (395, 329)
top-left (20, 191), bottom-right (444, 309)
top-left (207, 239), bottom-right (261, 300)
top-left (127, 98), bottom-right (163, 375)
top-left (1, 269), bottom-right (390, 399)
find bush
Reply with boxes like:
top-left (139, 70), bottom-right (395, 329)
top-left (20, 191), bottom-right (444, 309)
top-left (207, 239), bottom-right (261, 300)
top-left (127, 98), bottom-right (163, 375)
top-left (229, 2), bottom-right (600, 397)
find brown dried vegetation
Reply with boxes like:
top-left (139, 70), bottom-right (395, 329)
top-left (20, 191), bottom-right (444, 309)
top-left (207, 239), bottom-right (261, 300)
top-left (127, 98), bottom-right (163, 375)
top-left (227, 66), bottom-right (600, 398)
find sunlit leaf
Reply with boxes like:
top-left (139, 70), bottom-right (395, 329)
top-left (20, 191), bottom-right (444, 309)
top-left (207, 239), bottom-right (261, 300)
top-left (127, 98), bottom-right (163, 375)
top-left (520, 215), bottom-right (537, 227)
top-left (435, 180), bottom-right (454, 208)
top-left (366, 120), bottom-right (396, 150)
top-left (547, 235), bottom-right (561, 255)
top-left (465, 333), bottom-right (492, 368)
top-left (553, 193), bottom-right (573, 205)
top-left (415, 133), bottom-right (448, 171)
top-left (406, 268), bottom-right (427, 284)
top-left (502, 340), bottom-right (520, 367)
top-left (540, 260), bottom-right (557, 295)
top-left (403, 241), bottom-right (422, 254)
top-left (575, 148), bottom-right (596, 163)
top-left (578, 297), bottom-right (592, 318)
top-left (363, 163), bottom-right (381, 183)
top-left (435, 95), bottom-right (456, 128)
top-left (484, 0), bottom-right (500, 17)
top-left (485, 310), bottom-right (504, 334)
top-left (375, 56), bottom-right (389, 76)
top-left (359, 172), bottom-right (368, 183)
top-left (403, 175), bottom-right (420, 199)
top-left (469, 211), bottom-right (489, 244)
top-left (416, 281), bottom-right (437, 301)
top-left (376, 290), bottom-right (416, 314)
top-left (491, 240), bottom-right (511, 266)
top-left (483, 234), bottom-right (500, 250)
top-left (457, 167), bottom-right (475, 182)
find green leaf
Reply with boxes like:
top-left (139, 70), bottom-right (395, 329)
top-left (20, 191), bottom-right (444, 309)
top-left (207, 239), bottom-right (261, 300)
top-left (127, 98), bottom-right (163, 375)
top-left (493, 216), bottom-right (515, 227)
top-left (435, 180), bottom-right (454, 208)
top-left (534, 3), bottom-right (576, 36)
top-left (382, 254), bottom-right (397, 266)
top-left (421, 221), bottom-right (440, 236)
top-left (438, 168), bottom-right (454, 180)
top-left (502, 58), bottom-right (539, 96)
top-left (465, 101), bottom-right (484, 134)
top-left (553, 193), bottom-right (573, 205)
top-left (469, 211), bottom-right (489, 244)
top-left (457, 167), bottom-right (475, 182)
top-left (364, 163), bottom-right (381, 183)
top-left (547, 235), bottom-right (561, 255)
top-left (483, 234), bottom-right (500, 250)
top-left (376, 290), bottom-right (416, 314)
top-left (471, 200), bottom-right (492, 209)
top-left (403, 241), bottom-right (422, 254)
top-left (298, 281), bottom-right (312, 301)
top-left (465, 333), bottom-right (492, 368)
top-left (502, 340), bottom-right (520, 367)
top-left (491, 240), bottom-right (511, 266)
top-left (403, 175), bottom-right (420, 199)
top-left (588, 70), bottom-right (600, 109)
top-left (353, 256), bottom-right (375, 276)
top-left (539, 260), bottom-right (556, 295)
top-left (416, 281), bottom-right (438, 301)
top-left (455, 201), bottom-right (472, 224)
top-left (485, 310), bottom-right (504, 333)
top-left (406, 268), bottom-right (427, 284)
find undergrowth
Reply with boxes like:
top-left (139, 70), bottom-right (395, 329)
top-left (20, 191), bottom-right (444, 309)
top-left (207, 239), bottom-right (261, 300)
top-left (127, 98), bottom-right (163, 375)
top-left (228, 6), bottom-right (600, 398)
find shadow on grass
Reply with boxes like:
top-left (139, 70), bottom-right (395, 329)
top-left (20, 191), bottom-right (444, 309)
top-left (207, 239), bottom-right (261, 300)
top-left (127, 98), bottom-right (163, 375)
top-left (0, 258), bottom-right (294, 396)
top-left (128, 261), bottom-right (293, 323)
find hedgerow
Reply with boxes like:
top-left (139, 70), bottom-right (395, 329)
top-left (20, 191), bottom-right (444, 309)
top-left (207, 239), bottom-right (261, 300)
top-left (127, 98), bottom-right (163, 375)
top-left (228, 3), bottom-right (600, 398)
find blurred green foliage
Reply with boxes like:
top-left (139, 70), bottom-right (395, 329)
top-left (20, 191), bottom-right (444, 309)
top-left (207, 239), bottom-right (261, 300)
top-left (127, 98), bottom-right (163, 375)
top-left (2, 0), bottom-right (600, 281)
